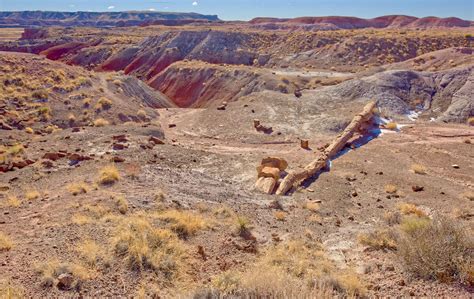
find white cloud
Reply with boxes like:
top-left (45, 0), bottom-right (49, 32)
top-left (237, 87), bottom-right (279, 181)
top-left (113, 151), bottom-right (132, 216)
top-left (69, 4), bottom-right (76, 8)
top-left (192, 1), bottom-right (198, 6)
top-left (148, 8), bottom-right (156, 11)
top-left (107, 5), bottom-right (115, 9)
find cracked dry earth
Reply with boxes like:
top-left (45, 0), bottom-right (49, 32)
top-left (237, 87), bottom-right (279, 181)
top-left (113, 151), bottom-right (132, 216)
top-left (1, 99), bottom-right (473, 297)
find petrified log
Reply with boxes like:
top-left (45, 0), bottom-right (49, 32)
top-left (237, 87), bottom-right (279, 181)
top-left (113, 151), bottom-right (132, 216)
top-left (276, 101), bottom-right (377, 195)
top-left (300, 139), bottom-right (309, 150)
top-left (255, 157), bottom-right (288, 194)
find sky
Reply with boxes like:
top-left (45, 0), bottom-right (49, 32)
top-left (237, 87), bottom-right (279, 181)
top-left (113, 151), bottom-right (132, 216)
top-left (0, 0), bottom-right (473, 21)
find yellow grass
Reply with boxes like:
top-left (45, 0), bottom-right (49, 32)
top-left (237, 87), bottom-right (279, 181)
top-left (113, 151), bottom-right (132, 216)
top-left (67, 182), bottom-right (89, 196)
top-left (115, 196), bottom-right (129, 214)
top-left (0, 232), bottom-right (13, 251)
top-left (384, 184), bottom-right (398, 194)
top-left (25, 190), bottom-right (40, 201)
top-left (76, 240), bottom-right (102, 267)
top-left (98, 165), bottom-right (120, 185)
top-left (358, 229), bottom-right (397, 250)
top-left (72, 214), bottom-right (94, 225)
top-left (157, 210), bottom-right (208, 238)
top-left (411, 163), bottom-right (427, 175)
top-left (93, 118), bottom-right (110, 127)
top-left (6, 196), bottom-right (21, 208)
top-left (398, 203), bottom-right (426, 217)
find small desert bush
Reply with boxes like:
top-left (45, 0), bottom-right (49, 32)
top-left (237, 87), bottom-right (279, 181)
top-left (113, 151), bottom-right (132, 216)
top-left (25, 190), bottom-right (40, 201)
top-left (97, 97), bottom-right (112, 110)
top-left (36, 260), bottom-right (90, 289)
top-left (358, 229), bottom-right (397, 250)
top-left (137, 109), bottom-right (147, 119)
top-left (111, 216), bottom-right (185, 278)
top-left (157, 210), bottom-right (207, 238)
top-left (82, 98), bottom-right (91, 108)
top-left (384, 184), bottom-right (398, 194)
top-left (67, 182), bottom-right (88, 196)
top-left (93, 118), bottom-right (109, 127)
top-left (399, 215), bottom-right (431, 234)
top-left (0, 232), bottom-right (13, 251)
top-left (25, 127), bottom-right (34, 134)
top-left (115, 196), bottom-right (129, 214)
top-left (235, 216), bottom-right (251, 236)
top-left (98, 165), bottom-right (120, 185)
top-left (398, 203), bottom-right (426, 217)
top-left (467, 117), bottom-right (474, 126)
top-left (411, 163), bottom-right (427, 175)
top-left (398, 216), bottom-right (473, 285)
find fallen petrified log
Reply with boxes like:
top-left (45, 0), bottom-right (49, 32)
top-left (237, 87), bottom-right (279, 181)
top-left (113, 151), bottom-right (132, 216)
top-left (255, 157), bottom-right (288, 194)
top-left (274, 101), bottom-right (377, 195)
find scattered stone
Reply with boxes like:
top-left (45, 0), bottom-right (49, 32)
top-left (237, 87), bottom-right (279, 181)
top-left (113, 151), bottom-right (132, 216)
top-left (149, 136), bottom-right (165, 145)
top-left (300, 139), bottom-right (310, 150)
top-left (112, 135), bottom-right (128, 143)
top-left (412, 185), bottom-right (424, 192)
top-left (112, 143), bottom-right (128, 150)
top-left (294, 90), bottom-right (302, 98)
top-left (217, 101), bottom-right (228, 110)
top-left (351, 191), bottom-right (358, 197)
top-left (43, 152), bottom-right (66, 161)
top-left (111, 156), bottom-right (125, 163)
top-left (168, 124), bottom-right (176, 128)
top-left (57, 273), bottom-right (74, 290)
top-left (452, 164), bottom-right (460, 169)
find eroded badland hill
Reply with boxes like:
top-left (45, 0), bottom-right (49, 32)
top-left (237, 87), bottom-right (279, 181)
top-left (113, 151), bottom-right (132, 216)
top-left (0, 14), bottom-right (473, 298)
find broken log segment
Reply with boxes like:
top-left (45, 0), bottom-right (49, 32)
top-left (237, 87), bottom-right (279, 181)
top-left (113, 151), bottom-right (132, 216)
top-left (275, 101), bottom-right (377, 195)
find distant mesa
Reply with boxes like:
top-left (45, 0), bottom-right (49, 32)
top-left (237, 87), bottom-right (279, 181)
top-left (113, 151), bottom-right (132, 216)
top-left (249, 15), bottom-right (473, 29)
top-left (0, 11), bottom-right (220, 27)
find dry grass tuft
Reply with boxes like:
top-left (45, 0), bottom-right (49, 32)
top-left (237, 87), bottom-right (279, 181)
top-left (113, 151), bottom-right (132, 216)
top-left (274, 211), bottom-right (286, 221)
top-left (76, 240), bottom-right (102, 267)
top-left (304, 201), bottom-right (320, 212)
top-left (115, 196), bottom-right (129, 214)
top-left (25, 190), bottom-right (40, 201)
top-left (67, 182), bottom-right (88, 196)
top-left (235, 216), bottom-right (251, 236)
top-left (0, 280), bottom-right (24, 298)
top-left (36, 260), bottom-right (91, 289)
top-left (384, 184), bottom-right (398, 194)
top-left (111, 216), bottom-right (185, 279)
top-left (411, 163), bottom-right (427, 175)
top-left (0, 232), bottom-right (13, 251)
top-left (210, 239), bottom-right (365, 297)
top-left (97, 97), bottom-right (112, 110)
top-left (6, 196), bottom-right (21, 208)
top-left (358, 229), bottom-right (397, 250)
top-left (157, 210), bottom-right (207, 238)
top-left (461, 191), bottom-right (474, 201)
top-left (93, 118), bottom-right (110, 127)
top-left (72, 214), bottom-right (94, 225)
top-left (468, 117), bottom-right (474, 126)
top-left (398, 216), bottom-right (472, 285)
top-left (98, 165), bottom-right (120, 185)
top-left (398, 203), bottom-right (426, 217)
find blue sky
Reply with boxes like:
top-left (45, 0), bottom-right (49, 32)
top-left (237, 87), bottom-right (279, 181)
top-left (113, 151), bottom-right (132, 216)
top-left (0, 0), bottom-right (473, 20)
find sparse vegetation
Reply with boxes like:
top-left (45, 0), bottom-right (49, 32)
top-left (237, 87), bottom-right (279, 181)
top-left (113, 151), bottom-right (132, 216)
top-left (411, 163), bottom-right (427, 175)
top-left (0, 280), bottom-right (24, 298)
top-left (111, 216), bottom-right (185, 278)
top-left (67, 182), bottom-right (88, 196)
top-left (115, 196), bottom-right (129, 214)
top-left (0, 232), bottom-right (13, 251)
top-left (76, 239), bottom-right (102, 267)
top-left (25, 190), bottom-right (40, 201)
top-left (36, 260), bottom-right (90, 289)
top-left (98, 165), bottom-right (120, 185)
top-left (398, 202), bottom-right (426, 217)
top-left (93, 118), bottom-right (109, 127)
top-left (398, 216), bottom-right (472, 285)
top-left (97, 97), bottom-right (112, 110)
top-left (384, 184), bottom-right (398, 194)
top-left (6, 196), bottom-right (21, 208)
top-left (157, 210), bottom-right (207, 238)
top-left (358, 229), bottom-right (397, 250)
